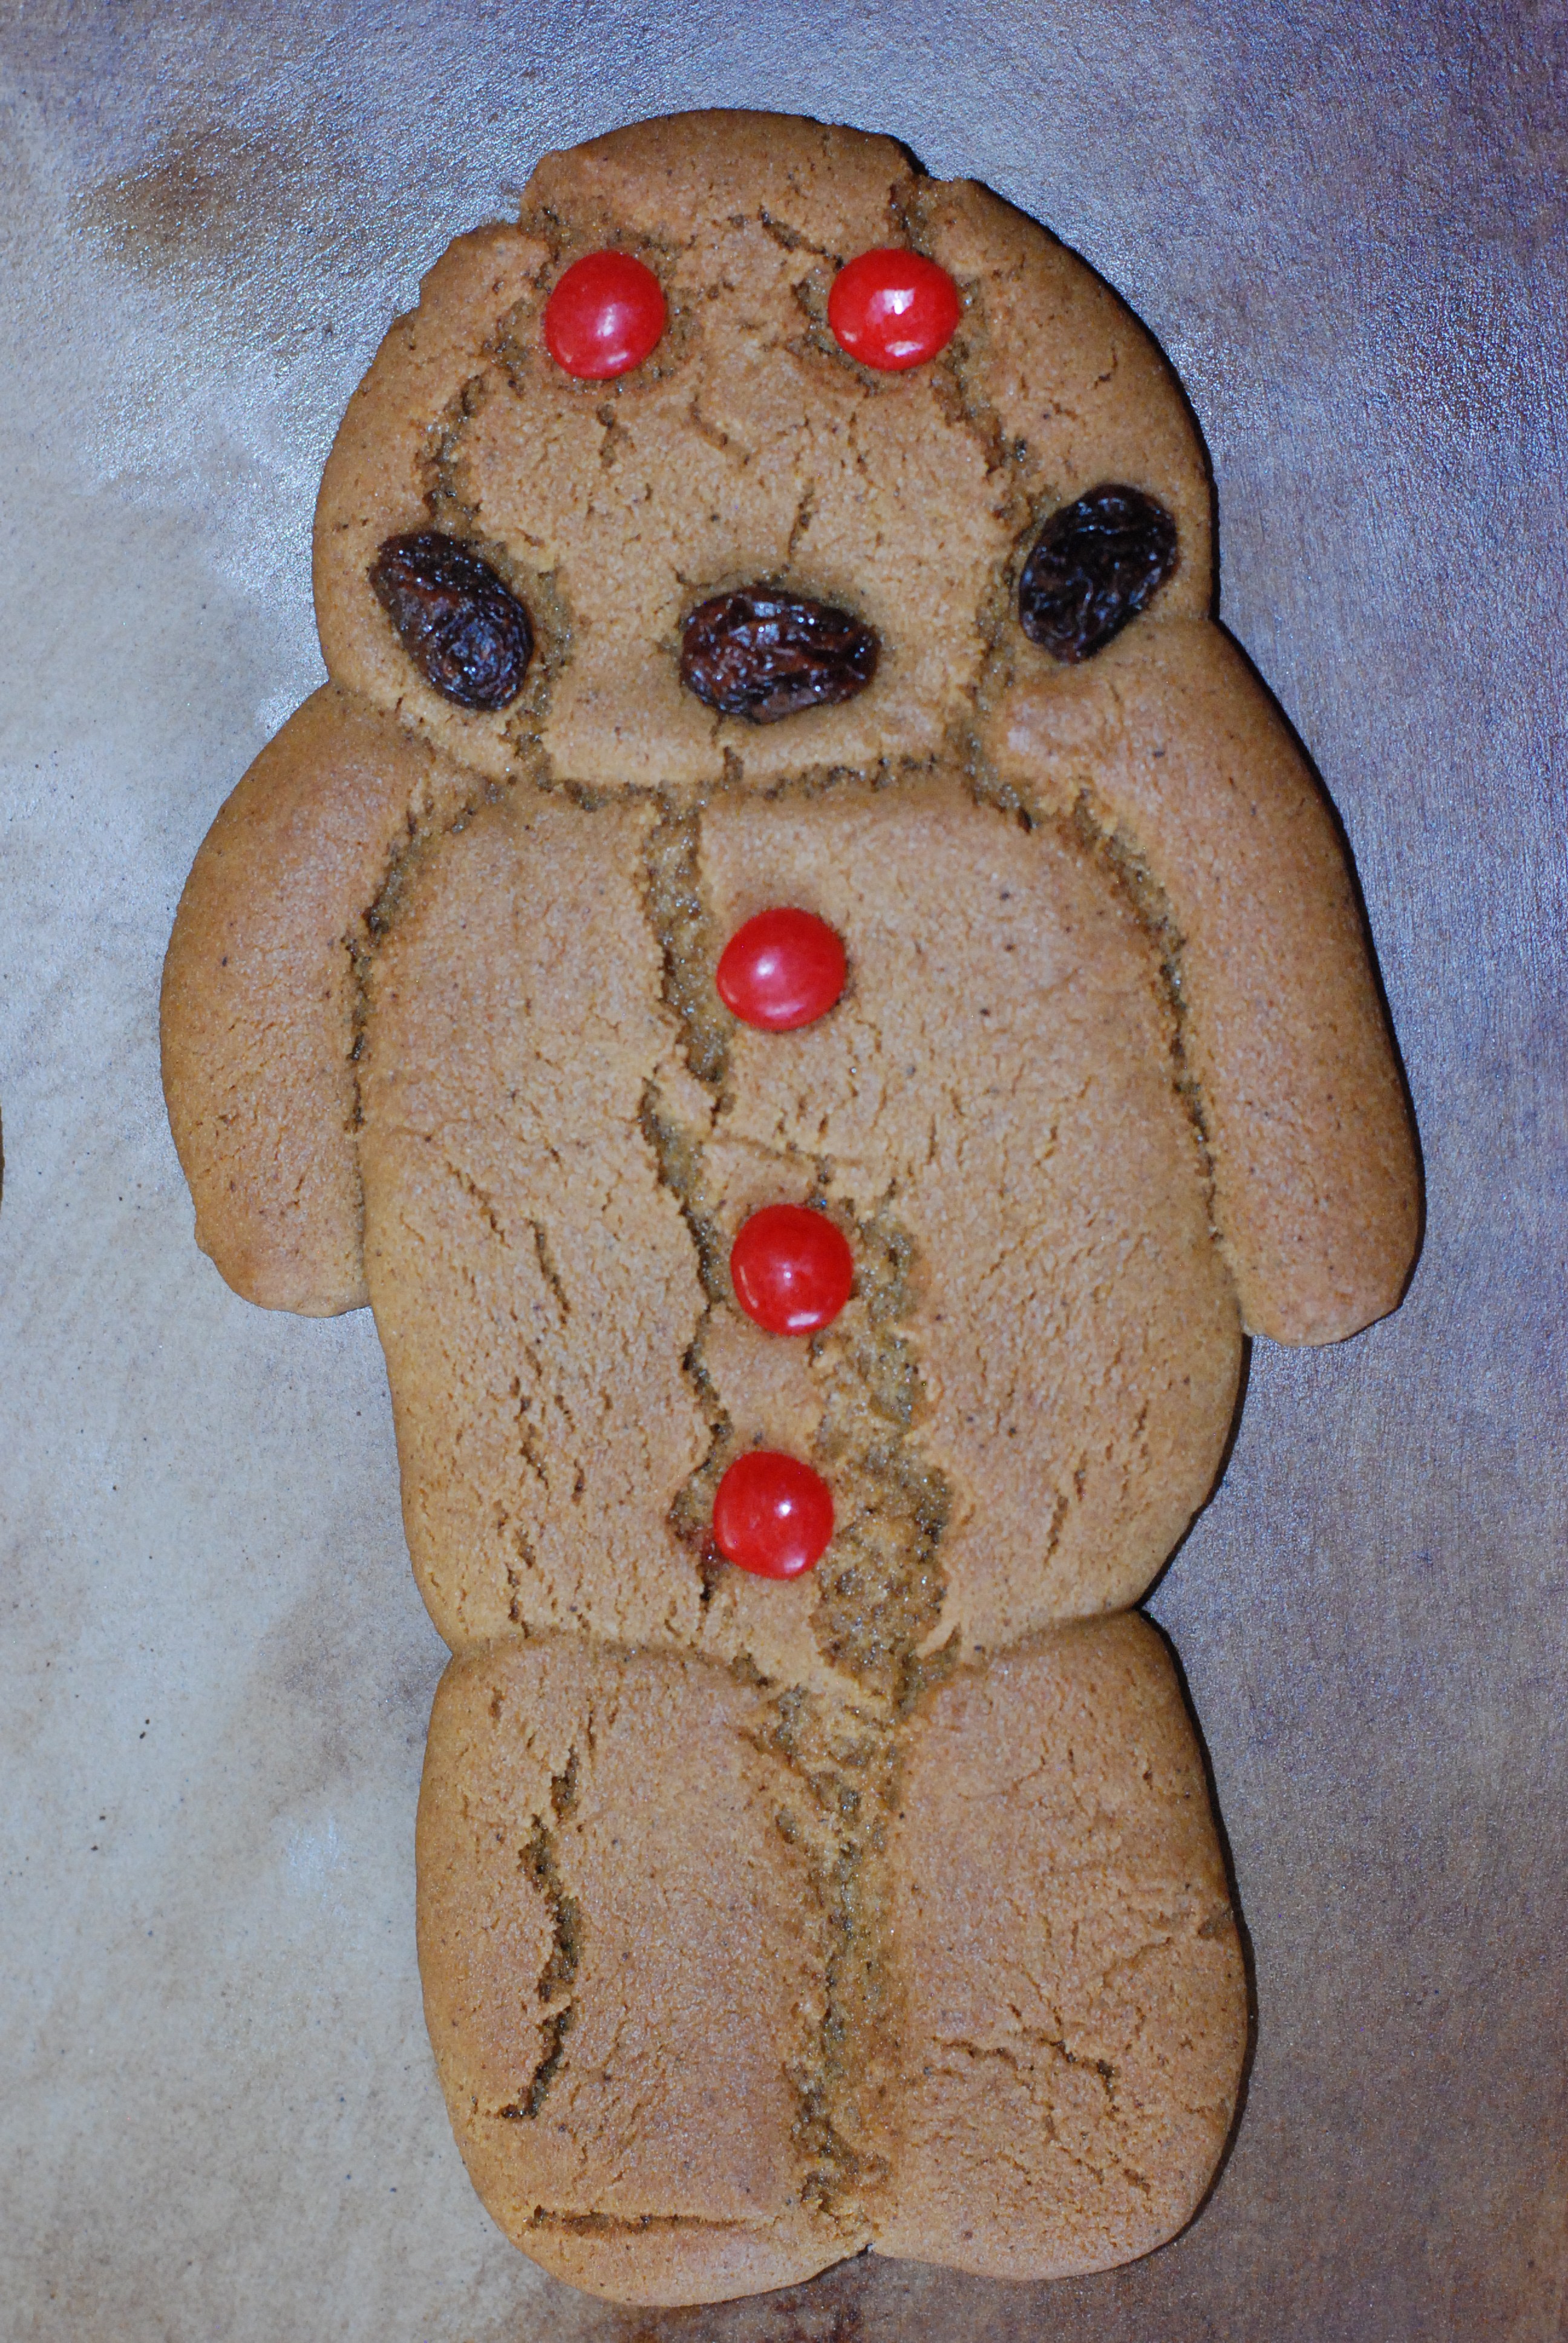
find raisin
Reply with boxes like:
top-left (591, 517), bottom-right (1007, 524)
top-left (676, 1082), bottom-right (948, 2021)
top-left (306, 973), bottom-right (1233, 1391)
top-left (1017, 485), bottom-right (1178, 663)
top-left (368, 532), bottom-right (532, 709)
top-left (679, 589), bottom-right (879, 724)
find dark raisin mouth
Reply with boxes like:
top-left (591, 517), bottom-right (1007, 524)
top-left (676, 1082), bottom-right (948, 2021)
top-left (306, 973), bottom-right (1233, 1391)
top-left (369, 531), bottom-right (534, 709)
top-left (1017, 485), bottom-right (1179, 663)
top-left (679, 588), bottom-right (880, 724)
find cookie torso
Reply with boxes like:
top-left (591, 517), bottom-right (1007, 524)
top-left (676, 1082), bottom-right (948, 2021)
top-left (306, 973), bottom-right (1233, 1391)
top-left (359, 769), bottom-right (1241, 1680)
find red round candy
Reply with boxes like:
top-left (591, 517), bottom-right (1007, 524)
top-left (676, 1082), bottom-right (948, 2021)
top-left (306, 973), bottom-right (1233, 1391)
top-left (543, 251), bottom-right (666, 379)
top-left (711, 1450), bottom-right (834, 1579)
top-left (716, 908), bottom-right (846, 1031)
top-left (731, 1205), bottom-right (854, 1336)
top-left (828, 249), bottom-right (961, 371)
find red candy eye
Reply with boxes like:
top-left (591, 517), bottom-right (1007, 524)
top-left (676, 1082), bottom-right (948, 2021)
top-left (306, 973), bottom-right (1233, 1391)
top-left (712, 1450), bottom-right (834, 1579)
top-left (716, 908), bottom-right (846, 1031)
top-left (543, 251), bottom-right (666, 379)
top-left (828, 249), bottom-right (961, 372)
top-left (731, 1205), bottom-right (854, 1336)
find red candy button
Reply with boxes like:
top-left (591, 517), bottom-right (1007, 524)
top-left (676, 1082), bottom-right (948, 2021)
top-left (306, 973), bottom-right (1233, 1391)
top-left (732, 1204), bottom-right (854, 1336)
top-left (543, 251), bottom-right (666, 379)
top-left (716, 907), bottom-right (846, 1031)
top-left (828, 249), bottom-right (961, 371)
top-left (712, 1450), bottom-right (834, 1579)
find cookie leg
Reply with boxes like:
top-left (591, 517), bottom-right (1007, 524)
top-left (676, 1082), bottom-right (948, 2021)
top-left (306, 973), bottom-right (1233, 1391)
top-left (416, 1636), bottom-right (841, 2306)
top-left (875, 1615), bottom-right (1247, 2279)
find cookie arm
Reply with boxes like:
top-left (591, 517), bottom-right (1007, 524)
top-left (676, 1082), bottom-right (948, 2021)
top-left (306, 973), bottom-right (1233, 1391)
top-left (161, 685), bottom-right (464, 1315)
top-left (984, 620), bottom-right (1420, 1343)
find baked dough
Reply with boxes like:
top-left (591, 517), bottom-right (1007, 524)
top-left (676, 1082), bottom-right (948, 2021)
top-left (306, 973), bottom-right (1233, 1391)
top-left (162, 110), bottom-right (1419, 2305)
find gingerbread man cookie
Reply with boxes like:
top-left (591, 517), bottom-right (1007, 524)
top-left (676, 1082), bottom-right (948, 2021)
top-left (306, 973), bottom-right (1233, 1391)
top-left (162, 111), bottom-right (1419, 2306)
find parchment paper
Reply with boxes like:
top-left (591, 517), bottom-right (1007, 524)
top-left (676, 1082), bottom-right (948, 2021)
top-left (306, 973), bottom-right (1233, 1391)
top-left (1, 4), bottom-right (1563, 2338)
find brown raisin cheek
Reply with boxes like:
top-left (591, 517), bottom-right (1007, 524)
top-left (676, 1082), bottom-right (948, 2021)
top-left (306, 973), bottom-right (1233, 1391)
top-left (1018, 485), bottom-right (1179, 663)
top-left (369, 531), bottom-right (534, 709)
top-left (679, 588), bottom-right (879, 724)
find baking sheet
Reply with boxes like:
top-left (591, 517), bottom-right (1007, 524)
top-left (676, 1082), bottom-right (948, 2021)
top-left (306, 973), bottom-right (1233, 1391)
top-left (1, 3), bottom-right (1563, 2338)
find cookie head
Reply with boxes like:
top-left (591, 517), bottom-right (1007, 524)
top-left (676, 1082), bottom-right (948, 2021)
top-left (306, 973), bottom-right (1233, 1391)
top-left (314, 111), bottom-right (1213, 796)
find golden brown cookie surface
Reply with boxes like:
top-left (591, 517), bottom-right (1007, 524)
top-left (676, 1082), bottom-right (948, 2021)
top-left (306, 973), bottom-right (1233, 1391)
top-left (417, 1637), bottom-right (837, 2305)
top-left (879, 1617), bottom-right (1247, 2280)
top-left (356, 770), bottom-right (1241, 1676)
top-left (313, 111), bottom-right (1212, 797)
top-left (162, 107), bottom-right (1419, 2306)
top-left (418, 1617), bottom-right (1246, 2304)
